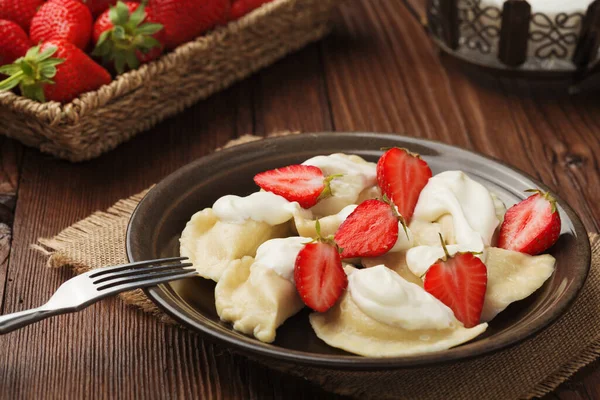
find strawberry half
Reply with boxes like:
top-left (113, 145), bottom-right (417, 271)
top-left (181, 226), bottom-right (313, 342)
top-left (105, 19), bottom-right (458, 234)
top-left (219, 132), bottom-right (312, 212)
top-left (424, 235), bottom-right (487, 328)
top-left (376, 147), bottom-right (432, 223)
top-left (294, 231), bottom-right (347, 312)
top-left (253, 164), bottom-right (339, 209)
top-left (497, 189), bottom-right (561, 255)
top-left (334, 199), bottom-right (401, 259)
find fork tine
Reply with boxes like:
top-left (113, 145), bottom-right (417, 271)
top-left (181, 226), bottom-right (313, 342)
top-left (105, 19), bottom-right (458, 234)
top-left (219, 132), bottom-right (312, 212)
top-left (92, 262), bottom-right (194, 285)
top-left (96, 268), bottom-right (197, 292)
top-left (88, 256), bottom-right (189, 278)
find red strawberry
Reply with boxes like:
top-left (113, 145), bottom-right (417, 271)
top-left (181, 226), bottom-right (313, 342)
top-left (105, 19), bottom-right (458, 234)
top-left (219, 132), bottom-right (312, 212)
top-left (253, 165), bottom-right (339, 209)
top-left (0, 20), bottom-right (32, 66)
top-left (294, 238), bottom-right (347, 313)
top-left (334, 199), bottom-right (401, 259)
top-left (148, 0), bottom-right (230, 49)
top-left (497, 190), bottom-right (561, 255)
top-left (92, 1), bottom-right (165, 74)
top-left (424, 236), bottom-right (487, 328)
top-left (78, 0), bottom-right (122, 17)
top-left (0, 41), bottom-right (112, 103)
top-left (377, 147), bottom-right (432, 223)
top-left (30, 0), bottom-right (93, 50)
top-left (230, 0), bottom-right (272, 20)
top-left (0, 0), bottom-right (44, 31)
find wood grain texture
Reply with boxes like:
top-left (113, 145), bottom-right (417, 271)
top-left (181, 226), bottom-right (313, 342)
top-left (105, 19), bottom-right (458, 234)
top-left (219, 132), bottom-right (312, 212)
top-left (1, 0), bottom-right (599, 398)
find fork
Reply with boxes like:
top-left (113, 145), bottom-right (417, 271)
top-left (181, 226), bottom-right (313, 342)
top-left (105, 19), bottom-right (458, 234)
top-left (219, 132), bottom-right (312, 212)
top-left (0, 257), bottom-right (195, 334)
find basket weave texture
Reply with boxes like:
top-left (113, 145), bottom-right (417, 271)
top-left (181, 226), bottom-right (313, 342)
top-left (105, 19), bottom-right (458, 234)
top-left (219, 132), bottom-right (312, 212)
top-left (0, 0), bottom-right (339, 162)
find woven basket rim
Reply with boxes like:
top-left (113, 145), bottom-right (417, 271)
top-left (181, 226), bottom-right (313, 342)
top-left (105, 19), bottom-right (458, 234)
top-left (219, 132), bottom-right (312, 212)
top-left (0, 0), bottom-right (291, 123)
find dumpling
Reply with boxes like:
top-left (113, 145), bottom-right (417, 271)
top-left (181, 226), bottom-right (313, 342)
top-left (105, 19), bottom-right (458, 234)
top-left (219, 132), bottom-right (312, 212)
top-left (302, 154), bottom-right (377, 217)
top-left (180, 191), bottom-right (308, 282)
top-left (310, 266), bottom-right (487, 357)
top-left (361, 252), bottom-right (423, 286)
top-left (294, 205), bottom-right (357, 238)
top-left (481, 247), bottom-right (556, 322)
top-left (215, 256), bottom-right (304, 343)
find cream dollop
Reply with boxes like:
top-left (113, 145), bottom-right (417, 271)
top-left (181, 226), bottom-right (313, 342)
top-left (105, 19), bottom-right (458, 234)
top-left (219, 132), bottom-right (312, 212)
top-left (303, 154), bottom-right (377, 216)
top-left (254, 236), bottom-right (310, 283)
top-left (213, 192), bottom-right (311, 225)
top-left (348, 265), bottom-right (456, 330)
top-left (406, 171), bottom-right (498, 276)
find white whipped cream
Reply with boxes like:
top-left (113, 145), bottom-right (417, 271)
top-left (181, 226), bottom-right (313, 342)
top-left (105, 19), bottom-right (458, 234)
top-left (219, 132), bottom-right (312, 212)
top-left (213, 191), bottom-right (311, 225)
top-left (348, 265), bottom-right (455, 330)
top-left (254, 236), bottom-right (310, 283)
top-left (406, 171), bottom-right (498, 276)
top-left (303, 154), bottom-right (377, 216)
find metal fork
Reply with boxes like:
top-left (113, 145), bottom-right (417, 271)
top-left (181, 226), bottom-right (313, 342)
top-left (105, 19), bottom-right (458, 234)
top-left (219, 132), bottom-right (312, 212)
top-left (0, 257), bottom-right (195, 334)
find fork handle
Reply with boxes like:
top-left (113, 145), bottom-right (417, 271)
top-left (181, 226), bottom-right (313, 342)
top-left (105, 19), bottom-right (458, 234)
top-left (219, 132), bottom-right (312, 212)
top-left (0, 307), bottom-right (58, 334)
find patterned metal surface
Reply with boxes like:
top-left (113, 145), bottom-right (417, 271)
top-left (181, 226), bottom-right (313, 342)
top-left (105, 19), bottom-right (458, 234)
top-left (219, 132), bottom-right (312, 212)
top-left (530, 12), bottom-right (584, 59)
top-left (458, 0), bottom-right (501, 54)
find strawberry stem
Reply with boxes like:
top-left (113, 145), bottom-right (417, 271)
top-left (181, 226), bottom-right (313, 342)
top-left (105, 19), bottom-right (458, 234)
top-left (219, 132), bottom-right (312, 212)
top-left (381, 194), bottom-right (410, 240)
top-left (318, 174), bottom-right (343, 201)
top-left (438, 233), bottom-right (451, 260)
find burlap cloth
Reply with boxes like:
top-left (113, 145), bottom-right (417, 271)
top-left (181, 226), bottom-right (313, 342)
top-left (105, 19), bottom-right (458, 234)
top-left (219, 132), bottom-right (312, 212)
top-left (35, 135), bottom-right (600, 400)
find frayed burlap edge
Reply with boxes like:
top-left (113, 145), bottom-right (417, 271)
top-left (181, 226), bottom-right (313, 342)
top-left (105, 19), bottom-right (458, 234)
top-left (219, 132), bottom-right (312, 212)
top-left (33, 132), bottom-right (599, 399)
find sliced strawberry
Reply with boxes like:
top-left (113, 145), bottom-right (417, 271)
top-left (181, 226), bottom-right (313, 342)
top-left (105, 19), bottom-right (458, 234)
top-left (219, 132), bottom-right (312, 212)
top-left (423, 237), bottom-right (487, 328)
top-left (376, 147), bottom-right (432, 222)
top-left (334, 199), bottom-right (400, 259)
top-left (253, 164), bottom-right (337, 209)
top-left (294, 241), bottom-right (347, 312)
top-left (497, 190), bottom-right (561, 255)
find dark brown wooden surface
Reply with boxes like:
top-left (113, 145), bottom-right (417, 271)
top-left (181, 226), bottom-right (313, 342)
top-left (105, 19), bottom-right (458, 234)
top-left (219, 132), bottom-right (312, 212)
top-left (1, 0), bottom-right (599, 398)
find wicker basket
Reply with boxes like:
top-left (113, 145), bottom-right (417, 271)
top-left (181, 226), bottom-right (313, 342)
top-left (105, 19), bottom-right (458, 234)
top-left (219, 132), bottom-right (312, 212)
top-left (0, 0), bottom-right (340, 161)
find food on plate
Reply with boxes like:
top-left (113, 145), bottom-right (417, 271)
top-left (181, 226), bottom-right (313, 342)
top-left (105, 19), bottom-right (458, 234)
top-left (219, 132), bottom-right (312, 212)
top-left (309, 266), bottom-right (488, 357)
top-left (30, 0), bottom-right (93, 50)
top-left (0, 0), bottom-right (275, 102)
top-left (180, 149), bottom-right (560, 354)
top-left (92, 1), bottom-right (165, 74)
top-left (0, 19), bottom-right (31, 66)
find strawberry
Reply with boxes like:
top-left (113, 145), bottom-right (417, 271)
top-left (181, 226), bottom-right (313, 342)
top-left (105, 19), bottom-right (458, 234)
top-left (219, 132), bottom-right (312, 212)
top-left (253, 165), bottom-right (339, 209)
top-left (79, 0), bottom-right (121, 17)
top-left (30, 0), bottom-right (93, 50)
top-left (334, 199), bottom-right (401, 259)
top-left (0, 40), bottom-right (112, 103)
top-left (376, 147), bottom-right (432, 223)
top-left (0, 0), bottom-right (44, 31)
top-left (148, 0), bottom-right (230, 49)
top-left (92, 1), bottom-right (164, 74)
top-left (294, 227), bottom-right (347, 312)
top-left (0, 20), bottom-right (32, 67)
top-left (424, 235), bottom-right (487, 328)
top-left (230, 0), bottom-right (272, 20)
top-left (497, 190), bottom-right (561, 255)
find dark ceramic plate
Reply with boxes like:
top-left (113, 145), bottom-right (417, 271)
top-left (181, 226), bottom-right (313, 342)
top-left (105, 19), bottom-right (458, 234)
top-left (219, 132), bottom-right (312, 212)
top-left (126, 132), bottom-right (590, 370)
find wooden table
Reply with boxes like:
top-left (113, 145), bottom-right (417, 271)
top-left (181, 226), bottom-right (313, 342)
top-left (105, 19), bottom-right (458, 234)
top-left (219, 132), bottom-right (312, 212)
top-left (1, 0), bottom-right (599, 398)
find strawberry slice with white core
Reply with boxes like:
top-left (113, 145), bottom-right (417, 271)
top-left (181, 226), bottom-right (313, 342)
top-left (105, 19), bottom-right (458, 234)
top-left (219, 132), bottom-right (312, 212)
top-left (254, 164), bottom-right (338, 209)
top-left (294, 231), bottom-right (347, 312)
top-left (334, 199), bottom-right (402, 259)
top-left (497, 189), bottom-right (561, 255)
top-left (424, 234), bottom-right (487, 328)
top-left (376, 147), bottom-right (432, 223)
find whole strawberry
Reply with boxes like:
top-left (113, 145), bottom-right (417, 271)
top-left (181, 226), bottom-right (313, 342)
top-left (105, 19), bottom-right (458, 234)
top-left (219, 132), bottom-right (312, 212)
top-left (148, 0), bottom-right (230, 49)
top-left (0, 40), bottom-right (112, 103)
top-left (230, 0), bottom-right (273, 20)
top-left (78, 0), bottom-right (121, 17)
top-left (93, 1), bottom-right (164, 74)
top-left (0, 0), bottom-right (44, 31)
top-left (497, 189), bottom-right (561, 255)
top-left (30, 0), bottom-right (93, 50)
top-left (0, 20), bottom-right (32, 66)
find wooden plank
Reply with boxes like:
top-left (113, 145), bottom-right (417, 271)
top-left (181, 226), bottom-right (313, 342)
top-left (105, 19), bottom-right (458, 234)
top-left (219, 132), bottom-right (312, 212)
top-left (0, 136), bottom-right (23, 311)
top-left (0, 56), bottom-right (339, 398)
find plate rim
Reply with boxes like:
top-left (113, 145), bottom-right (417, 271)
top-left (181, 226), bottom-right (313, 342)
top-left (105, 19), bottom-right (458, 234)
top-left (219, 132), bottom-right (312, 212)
top-left (127, 132), bottom-right (591, 370)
